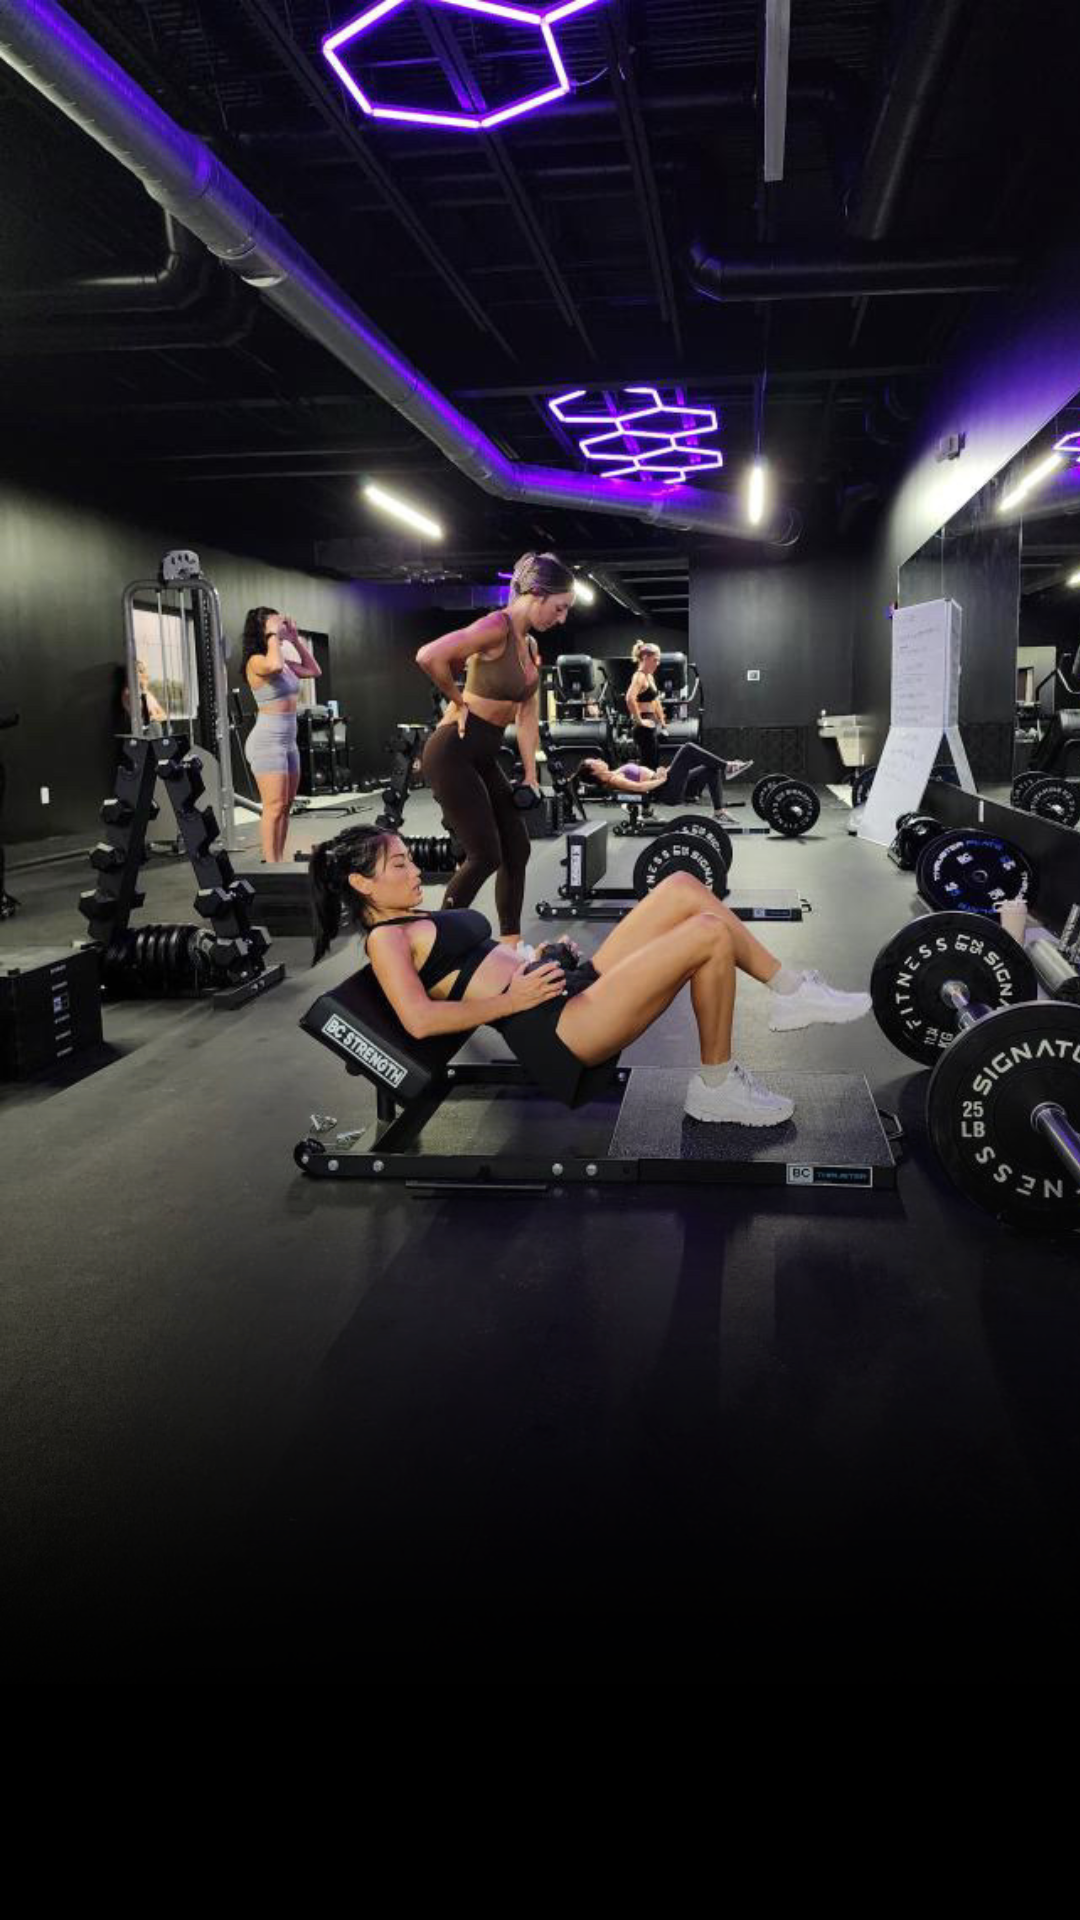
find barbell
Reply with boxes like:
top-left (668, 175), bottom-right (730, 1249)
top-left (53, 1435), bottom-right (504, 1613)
top-left (871, 911), bottom-right (1080, 1232)
top-left (630, 823), bottom-right (732, 900)
top-left (750, 774), bottom-right (822, 836)
top-left (1012, 773), bottom-right (1080, 827)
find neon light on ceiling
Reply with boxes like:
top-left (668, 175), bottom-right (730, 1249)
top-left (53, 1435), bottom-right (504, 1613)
top-left (1053, 430), bottom-right (1080, 457)
top-left (322, 0), bottom-right (604, 131)
top-left (549, 387), bottom-right (724, 485)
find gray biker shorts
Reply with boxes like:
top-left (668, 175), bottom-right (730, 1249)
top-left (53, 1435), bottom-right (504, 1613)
top-left (246, 712), bottom-right (300, 776)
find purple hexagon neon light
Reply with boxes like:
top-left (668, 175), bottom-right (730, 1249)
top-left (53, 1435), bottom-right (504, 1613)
top-left (322, 0), bottom-right (604, 133)
top-left (549, 387), bottom-right (724, 486)
top-left (1053, 430), bottom-right (1080, 457)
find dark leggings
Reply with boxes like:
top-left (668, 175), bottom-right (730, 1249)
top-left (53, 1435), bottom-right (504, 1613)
top-left (632, 722), bottom-right (660, 769)
top-left (660, 742), bottom-right (724, 809)
top-left (422, 712), bottom-right (530, 934)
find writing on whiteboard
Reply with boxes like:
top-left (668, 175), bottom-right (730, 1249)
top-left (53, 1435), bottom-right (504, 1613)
top-left (890, 599), bottom-right (962, 730)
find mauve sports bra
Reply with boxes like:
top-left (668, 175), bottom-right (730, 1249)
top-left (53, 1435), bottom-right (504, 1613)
top-left (251, 663), bottom-right (301, 706)
top-left (465, 612), bottom-right (538, 704)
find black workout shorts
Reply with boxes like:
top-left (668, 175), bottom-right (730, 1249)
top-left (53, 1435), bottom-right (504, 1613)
top-left (496, 960), bottom-right (620, 1108)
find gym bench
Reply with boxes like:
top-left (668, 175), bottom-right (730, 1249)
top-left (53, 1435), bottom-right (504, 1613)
top-left (294, 964), bottom-right (897, 1194)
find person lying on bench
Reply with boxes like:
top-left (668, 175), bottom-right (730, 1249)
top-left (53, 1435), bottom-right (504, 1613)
top-left (574, 743), bottom-right (753, 820)
top-left (310, 825), bottom-right (871, 1127)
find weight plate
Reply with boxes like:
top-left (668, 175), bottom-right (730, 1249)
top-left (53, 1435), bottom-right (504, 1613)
top-left (664, 814), bottom-right (733, 868)
top-left (751, 774), bottom-right (787, 821)
top-left (1011, 770), bottom-right (1044, 809)
top-left (916, 830), bottom-right (1037, 917)
top-left (1027, 778), bottom-right (1080, 828)
top-left (870, 910), bottom-right (1039, 1066)
top-left (927, 1000), bottom-right (1080, 1232)
top-left (632, 832), bottom-right (728, 901)
top-left (765, 780), bottom-right (820, 837)
top-left (895, 814), bottom-right (941, 871)
top-left (895, 811), bottom-right (919, 832)
top-left (851, 765), bottom-right (876, 808)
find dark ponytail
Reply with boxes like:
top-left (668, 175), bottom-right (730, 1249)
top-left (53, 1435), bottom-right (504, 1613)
top-left (310, 825), bottom-right (397, 963)
top-left (242, 606), bottom-right (280, 672)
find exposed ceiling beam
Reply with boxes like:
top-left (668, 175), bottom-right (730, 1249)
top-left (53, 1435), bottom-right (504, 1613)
top-left (418, 6), bottom-right (594, 357)
top-left (234, 0), bottom-right (512, 356)
top-left (600, 2), bottom-right (682, 351)
top-left (454, 365), bottom-right (934, 400)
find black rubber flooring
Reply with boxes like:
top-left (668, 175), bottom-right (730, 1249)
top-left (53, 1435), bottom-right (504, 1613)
top-left (2, 788), bottom-right (1080, 1684)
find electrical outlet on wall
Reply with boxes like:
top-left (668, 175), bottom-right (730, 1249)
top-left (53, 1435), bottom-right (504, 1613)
top-left (40, 786), bottom-right (50, 804)
top-left (746, 670), bottom-right (761, 682)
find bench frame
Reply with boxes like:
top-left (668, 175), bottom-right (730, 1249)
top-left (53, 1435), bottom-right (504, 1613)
top-left (295, 1057), bottom-right (638, 1189)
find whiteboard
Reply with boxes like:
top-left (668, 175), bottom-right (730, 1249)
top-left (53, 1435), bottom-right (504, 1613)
top-left (858, 727), bottom-right (943, 846)
top-left (859, 598), bottom-right (972, 846)
top-left (890, 598), bottom-right (961, 730)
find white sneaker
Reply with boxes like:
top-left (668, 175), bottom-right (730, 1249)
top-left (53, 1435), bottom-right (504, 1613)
top-left (684, 1064), bottom-right (795, 1127)
top-left (724, 758), bottom-right (754, 779)
top-left (767, 969), bottom-right (873, 1031)
top-left (713, 808), bottom-right (739, 827)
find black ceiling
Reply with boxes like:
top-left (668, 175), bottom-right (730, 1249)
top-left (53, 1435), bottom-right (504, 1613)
top-left (1, 0), bottom-right (1077, 619)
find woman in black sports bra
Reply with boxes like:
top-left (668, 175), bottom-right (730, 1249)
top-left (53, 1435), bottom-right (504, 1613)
top-left (309, 826), bottom-right (872, 1122)
top-left (416, 551), bottom-right (576, 942)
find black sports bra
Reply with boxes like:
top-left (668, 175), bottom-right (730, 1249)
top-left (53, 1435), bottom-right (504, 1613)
top-left (368, 908), bottom-right (496, 999)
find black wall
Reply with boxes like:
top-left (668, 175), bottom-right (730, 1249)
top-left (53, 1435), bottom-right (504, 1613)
top-left (854, 241), bottom-right (1080, 749)
top-left (688, 556), bottom-right (858, 782)
top-left (537, 618), bottom-right (689, 669)
top-left (0, 476), bottom-right (445, 842)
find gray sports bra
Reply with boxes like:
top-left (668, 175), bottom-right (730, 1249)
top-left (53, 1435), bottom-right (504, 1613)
top-left (251, 664), bottom-right (301, 706)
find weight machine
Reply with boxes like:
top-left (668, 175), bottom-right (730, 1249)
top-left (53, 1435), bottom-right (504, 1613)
top-left (122, 548), bottom-right (242, 851)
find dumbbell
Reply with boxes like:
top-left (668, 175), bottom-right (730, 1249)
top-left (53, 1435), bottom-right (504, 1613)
top-left (512, 782), bottom-right (544, 812)
top-left (871, 910), bottom-right (1080, 1232)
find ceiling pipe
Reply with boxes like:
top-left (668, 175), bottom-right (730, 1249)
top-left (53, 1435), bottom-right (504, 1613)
top-left (0, 209), bottom-right (210, 316)
top-left (847, 0), bottom-right (974, 242)
top-left (588, 568), bottom-right (650, 619)
top-left (687, 242), bottom-right (1017, 303)
top-left (0, 271), bottom-right (256, 354)
top-left (0, 0), bottom-right (799, 547)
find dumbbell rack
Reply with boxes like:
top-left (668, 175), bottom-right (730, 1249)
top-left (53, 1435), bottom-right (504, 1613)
top-left (79, 736), bottom-right (284, 1009)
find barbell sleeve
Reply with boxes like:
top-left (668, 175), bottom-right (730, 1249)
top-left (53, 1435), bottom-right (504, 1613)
top-left (1028, 935), bottom-right (1080, 1006)
top-left (1031, 1103), bottom-right (1080, 1186)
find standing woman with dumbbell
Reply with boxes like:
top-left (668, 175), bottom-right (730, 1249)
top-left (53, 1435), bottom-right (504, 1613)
top-left (417, 551), bottom-right (576, 943)
top-left (626, 639), bottom-right (666, 769)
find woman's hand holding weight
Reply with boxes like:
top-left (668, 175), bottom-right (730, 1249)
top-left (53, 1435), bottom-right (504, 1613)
top-left (503, 961), bottom-right (567, 1014)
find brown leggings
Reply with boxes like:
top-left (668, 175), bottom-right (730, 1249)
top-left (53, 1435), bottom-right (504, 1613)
top-left (421, 713), bottom-right (531, 935)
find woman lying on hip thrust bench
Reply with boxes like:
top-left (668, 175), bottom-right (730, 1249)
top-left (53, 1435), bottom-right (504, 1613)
top-left (575, 742), bottom-right (753, 818)
top-left (310, 826), bottom-right (871, 1127)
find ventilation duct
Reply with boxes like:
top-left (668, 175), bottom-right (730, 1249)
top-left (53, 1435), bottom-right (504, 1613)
top-left (847, 0), bottom-right (973, 242)
top-left (687, 243), bottom-right (1017, 303)
top-left (0, 0), bottom-right (799, 547)
top-left (0, 211), bottom-right (207, 317)
top-left (0, 270), bottom-right (255, 354)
